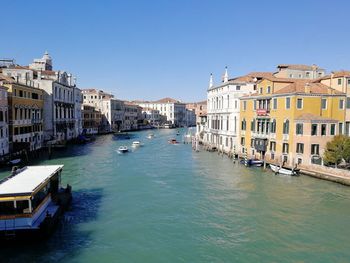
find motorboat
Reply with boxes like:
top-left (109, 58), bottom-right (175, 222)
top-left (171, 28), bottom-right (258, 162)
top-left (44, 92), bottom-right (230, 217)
top-left (147, 133), bottom-right (154, 139)
top-left (131, 141), bottom-right (143, 147)
top-left (247, 159), bottom-right (264, 167)
top-left (270, 164), bottom-right (299, 176)
top-left (118, 146), bottom-right (129, 153)
top-left (176, 130), bottom-right (180, 136)
top-left (168, 138), bottom-right (179, 144)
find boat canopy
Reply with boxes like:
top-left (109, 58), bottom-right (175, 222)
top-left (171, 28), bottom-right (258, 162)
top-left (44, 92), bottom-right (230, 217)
top-left (0, 165), bottom-right (63, 198)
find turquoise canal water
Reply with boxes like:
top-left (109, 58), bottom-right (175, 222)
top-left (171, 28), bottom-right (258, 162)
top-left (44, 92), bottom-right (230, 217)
top-left (1, 129), bottom-right (350, 262)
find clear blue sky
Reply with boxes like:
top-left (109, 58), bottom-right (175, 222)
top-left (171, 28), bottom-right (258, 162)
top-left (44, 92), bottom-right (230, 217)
top-left (1, 0), bottom-right (349, 102)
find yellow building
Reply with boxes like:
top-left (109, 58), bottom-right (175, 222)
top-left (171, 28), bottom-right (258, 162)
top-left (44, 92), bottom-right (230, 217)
top-left (1, 76), bottom-right (44, 152)
top-left (239, 77), bottom-right (346, 166)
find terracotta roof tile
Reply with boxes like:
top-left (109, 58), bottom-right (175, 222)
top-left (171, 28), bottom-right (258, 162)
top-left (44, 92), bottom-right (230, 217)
top-left (277, 64), bottom-right (323, 71)
top-left (274, 80), bottom-right (344, 95)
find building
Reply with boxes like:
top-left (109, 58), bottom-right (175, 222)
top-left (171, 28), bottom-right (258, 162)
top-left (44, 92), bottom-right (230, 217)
top-left (274, 64), bottom-right (326, 79)
top-left (204, 67), bottom-right (274, 154)
top-left (82, 105), bottom-right (102, 134)
top-left (100, 99), bottom-right (124, 132)
top-left (0, 85), bottom-right (9, 157)
top-left (185, 108), bottom-right (196, 127)
top-left (82, 89), bottom-right (114, 110)
top-left (142, 107), bottom-right (162, 125)
top-left (123, 102), bottom-right (142, 131)
top-left (239, 78), bottom-right (346, 166)
top-left (0, 75), bottom-right (44, 152)
top-left (74, 88), bottom-right (83, 136)
top-left (2, 52), bottom-right (82, 143)
top-left (317, 71), bottom-right (350, 135)
top-left (136, 98), bottom-right (186, 127)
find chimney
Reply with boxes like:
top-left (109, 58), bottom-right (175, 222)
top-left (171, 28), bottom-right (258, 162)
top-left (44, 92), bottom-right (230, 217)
top-left (305, 83), bottom-right (311, 93)
top-left (67, 73), bottom-right (72, 86)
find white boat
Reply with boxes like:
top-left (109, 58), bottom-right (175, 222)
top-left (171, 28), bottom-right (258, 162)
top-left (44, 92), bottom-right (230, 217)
top-left (270, 164), bottom-right (299, 176)
top-left (7, 158), bottom-right (21, 165)
top-left (131, 141), bottom-right (143, 147)
top-left (184, 134), bottom-right (191, 138)
top-left (147, 133), bottom-right (154, 139)
top-left (118, 146), bottom-right (129, 153)
top-left (0, 165), bottom-right (72, 240)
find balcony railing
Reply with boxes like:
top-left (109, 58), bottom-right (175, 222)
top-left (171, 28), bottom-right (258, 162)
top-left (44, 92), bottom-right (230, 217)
top-left (256, 109), bottom-right (270, 116)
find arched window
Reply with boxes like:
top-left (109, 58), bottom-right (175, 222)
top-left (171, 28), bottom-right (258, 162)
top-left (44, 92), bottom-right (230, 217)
top-left (283, 119), bottom-right (290, 134)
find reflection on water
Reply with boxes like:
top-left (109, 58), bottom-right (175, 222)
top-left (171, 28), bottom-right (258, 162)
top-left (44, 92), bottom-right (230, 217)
top-left (0, 129), bottom-right (349, 262)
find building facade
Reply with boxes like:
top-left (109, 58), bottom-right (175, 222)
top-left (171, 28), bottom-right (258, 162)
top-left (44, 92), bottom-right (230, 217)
top-left (0, 85), bottom-right (9, 157)
top-left (239, 78), bottom-right (346, 166)
top-left (136, 98), bottom-right (186, 127)
top-left (274, 64), bottom-right (326, 79)
top-left (82, 105), bottom-right (102, 134)
top-left (1, 76), bottom-right (44, 152)
top-left (204, 68), bottom-right (273, 154)
top-left (100, 99), bottom-right (125, 132)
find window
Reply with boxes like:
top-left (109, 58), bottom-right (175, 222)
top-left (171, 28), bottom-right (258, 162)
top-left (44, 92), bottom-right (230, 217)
top-left (338, 78), bottom-right (342, 85)
top-left (235, 100), bottom-right (238, 109)
top-left (260, 87), bottom-right (263, 94)
top-left (306, 72), bottom-right (310, 78)
top-left (339, 99), bottom-right (344, 109)
top-left (330, 124), bottom-right (336, 135)
top-left (236, 86), bottom-right (241, 91)
top-left (267, 86), bottom-right (271, 93)
top-left (285, 97), bottom-right (290, 109)
top-left (283, 120), bottom-right (289, 134)
top-left (270, 141), bottom-right (276, 151)
top-left (297, 98), bottom-right (303, 109)
top-left (289, 74), bottom-right (293, 78)
top-left (270, 119), bottom-right (276, 133)
top-left (347, 98), bottom-right (350, 109)
top-left (243, 101), bottom-right (247, 110)
top-left (282, 143), bottom-right (289, 153)
top-left (273, 98), bottom-right (277, 110)
top-left (241, 119), bottom-right (246, 130)
top-left (296, 143), bottom-right (304, 154)
top-left (321, 124), bottom-right (327, 136)
top-left (311, 124), bottom-right (318, 136)
top-left (253, 100), bottom-right (256, 110)
top-left (296, 123), bottom-right (303, 135)
top-left (251, 119), bottom-right (255, 132)
top-left (241, 137), bottom-right (245, 146)
top-left (322, 98), bottom-right (327, 110)
top-left (339, 122), bottom-right (343, 135)
top-left (311, 144), bottom-right (320, 155)
top-left (250, 139), bottom-right (254, 147)
top-left (348, 79), bottom-right (350, 85)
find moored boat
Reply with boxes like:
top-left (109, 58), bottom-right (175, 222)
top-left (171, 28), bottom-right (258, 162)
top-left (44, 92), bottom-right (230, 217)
top-left (0, 165), bottom-right (72, 241)
top-left (270, 164), bottom-right (299, 176)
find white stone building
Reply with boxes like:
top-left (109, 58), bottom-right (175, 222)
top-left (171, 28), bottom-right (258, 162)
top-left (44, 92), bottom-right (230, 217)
top-left (204, 68), bottom-right (273, 153)
top-left (142, 108), bottom-right (162, 125)
top-left (100, 99), bottom-right (124, 132)
top-left (136, 98), bottom-right (186, 127)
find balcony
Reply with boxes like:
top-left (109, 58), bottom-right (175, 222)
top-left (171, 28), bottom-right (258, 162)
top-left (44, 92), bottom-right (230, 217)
top-left (256, 108), bottom-right (270, 116)
top-left (282, 134), bottom-right (289, 141)
top-left (269, 133), bottom-right (276, 140)
top-left (253, 132), bottom-right (269, 139)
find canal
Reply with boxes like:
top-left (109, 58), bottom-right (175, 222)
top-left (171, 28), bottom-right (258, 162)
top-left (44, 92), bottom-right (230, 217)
top-left (1, 129), bottom-right (350, 262)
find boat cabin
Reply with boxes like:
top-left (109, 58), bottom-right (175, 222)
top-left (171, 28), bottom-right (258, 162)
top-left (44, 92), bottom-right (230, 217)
top-left (0, 165), bottom-right (64, 232)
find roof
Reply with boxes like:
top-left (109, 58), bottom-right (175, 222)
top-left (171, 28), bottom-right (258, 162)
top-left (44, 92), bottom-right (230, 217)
top-left (0, 165), bottom-right (63, 196)
top-left (295, 113), bottom-right (339, 122)
top-left (277, 64), bottom-right (323, 71)
top-left (228, 72), bottom-right (274, 83)
top-left (316, 70), bottom-right (350, 81)
top-left (154, 97), bottom-right (181, 103)
top-left (0, 74), bottom-right (15, 83)
top-left (274, 81), bottom-right (344, 95)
